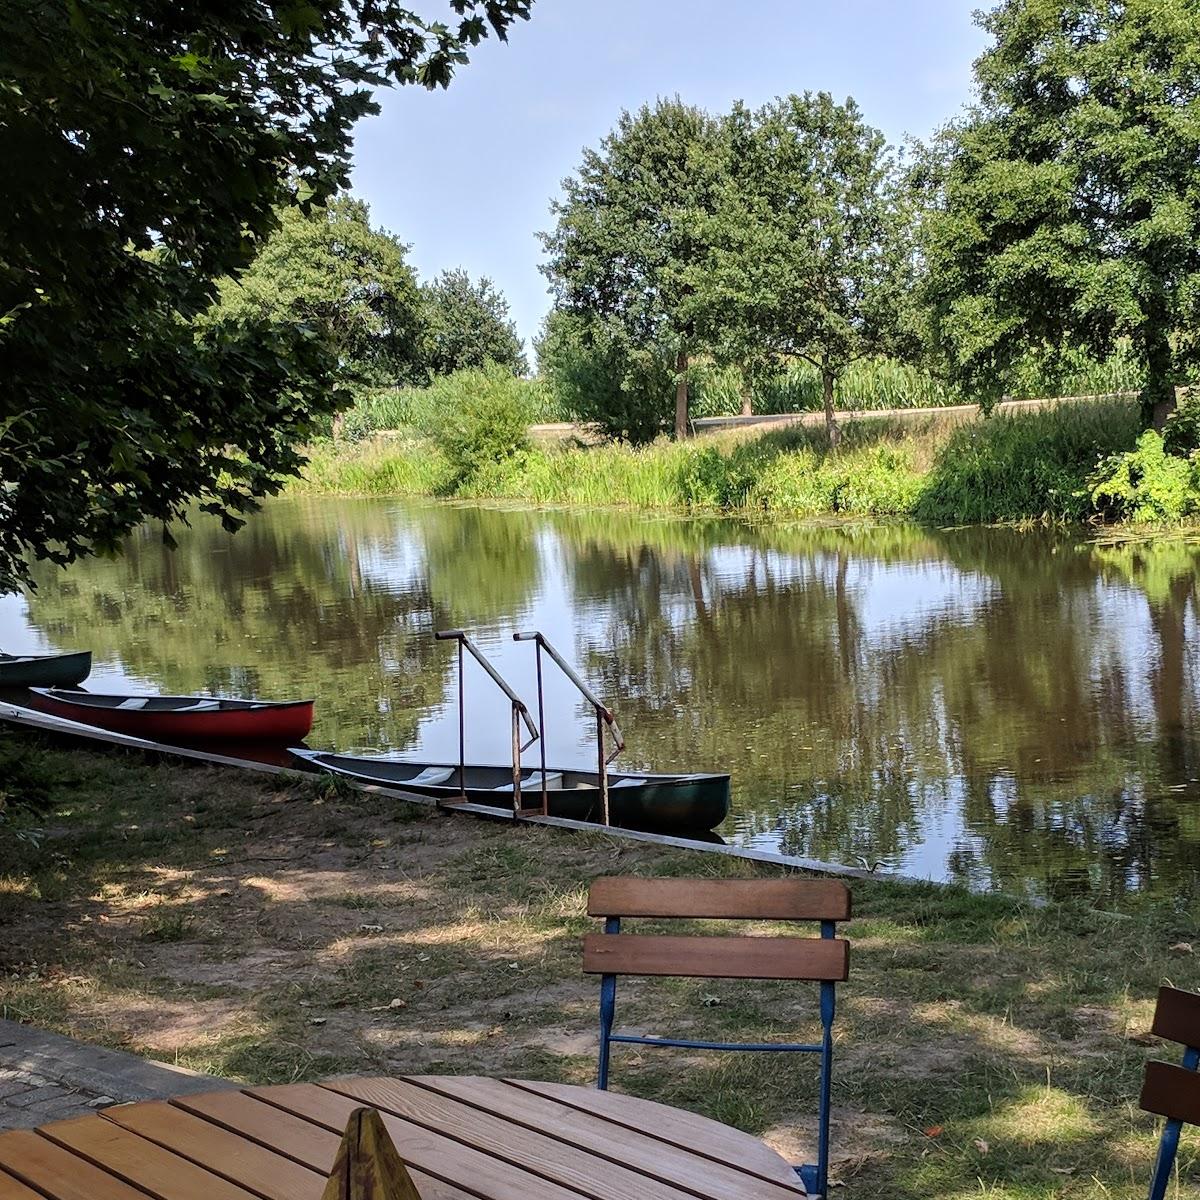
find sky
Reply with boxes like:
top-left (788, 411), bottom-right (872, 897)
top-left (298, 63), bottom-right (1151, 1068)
top-left (349, 1), bottom-right (991, 356)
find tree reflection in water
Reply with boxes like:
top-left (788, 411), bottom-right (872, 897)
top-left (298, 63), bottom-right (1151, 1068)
top-left (12, 498), bottom-right (1200, 904)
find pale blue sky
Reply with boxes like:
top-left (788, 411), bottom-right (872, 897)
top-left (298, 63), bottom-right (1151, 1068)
top-left (350, 1), bottom-right (990, 354)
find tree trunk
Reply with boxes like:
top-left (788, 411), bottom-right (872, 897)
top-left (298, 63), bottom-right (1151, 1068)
top-left (740, 376), bottom-right (752, 417)
top-left (1142, 301), bottom-right (1176, 429)
top-left (674, 349), bottom-right (689, 440)
top-left (821, 357), bottom-right (840, 450)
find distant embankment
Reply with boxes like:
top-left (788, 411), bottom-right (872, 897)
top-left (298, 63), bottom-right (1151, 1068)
top-left (291, 393), bottom-right (1178, 527)
top-left (528, 391), bottom-right (1140, 440)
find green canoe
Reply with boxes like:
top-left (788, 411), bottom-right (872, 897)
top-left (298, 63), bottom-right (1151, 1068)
top-left (290, 749), bottom-right (731, 834)
top-left (0, 650), bottom-right (92, 688)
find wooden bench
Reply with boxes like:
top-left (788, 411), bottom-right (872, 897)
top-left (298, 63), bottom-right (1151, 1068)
top-left (584, 876), bottom-right (852, 1198)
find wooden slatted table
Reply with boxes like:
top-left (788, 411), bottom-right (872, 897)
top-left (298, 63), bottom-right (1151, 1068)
top-left (0, 1075), bottom-right (806, 1199)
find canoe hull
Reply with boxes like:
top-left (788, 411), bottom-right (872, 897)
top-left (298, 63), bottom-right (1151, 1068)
top-left (27, 691), bottom-right (314, 743)
top-left (292, 751), bottom-right (731, 833)
top-left (0, 651), bottom-right (92, 688)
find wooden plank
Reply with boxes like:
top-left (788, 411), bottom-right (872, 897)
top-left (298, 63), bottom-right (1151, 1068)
top-left (1151, 987), bottom-right (1200, 1047)
top-left (0, 1168), bottom-right (52, 1200)
top-left (583, 933), bottom-right (849, 981)
top-left (40, 1115), bottom-right (258, 1200)
top-left (171, 1091), bottom-right (342, 1172)
top-left (407, 1075), bottom-right (802, 1195)
top-left (172, 1091), bottom-right (473, 1200)
top-left (1140, 1061), bottom-right (1200, 1124)
top-left (509, 1078), bottom-right (807, 1183)
top-left (323, 1076), bottom-right (756, 1200)
top-left (0, 1128), bottom-right (149, 1200)
top-left (588, 877), bottom-right (851, 921)
top-left (103, 1100), bottom-right (325, 1200)
top-left (250, 1082), bottom-right (587, 1200)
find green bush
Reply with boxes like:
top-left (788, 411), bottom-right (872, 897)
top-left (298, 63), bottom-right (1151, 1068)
top-left (538, 311), bottom-right (676, 442)
top-left (421, 365), bottom-right (535, 487)
top-left (914, 400), bottom-right (1141, 523)
top-left (1088, 430), bottom-right (1199, 522)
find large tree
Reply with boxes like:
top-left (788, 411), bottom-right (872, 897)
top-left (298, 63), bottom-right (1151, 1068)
top-left (541, 98), bottom-right (728, 440)
top-left (0, 0), bottom-right (529, 592)
top-left (208, 198), bottom-right (423, 387)
top-left (694, 93), bottom-right (916, 447)
top-left (420, 268), bottom-right (527, 378)
top-left (919, 0), bottom-right (1200, 427)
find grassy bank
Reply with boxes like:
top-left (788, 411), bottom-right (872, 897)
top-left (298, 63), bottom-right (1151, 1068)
top-left (2, 735), bottom-right (1199, 1197)
top-left (290, 398), bottom-right (1186, 525)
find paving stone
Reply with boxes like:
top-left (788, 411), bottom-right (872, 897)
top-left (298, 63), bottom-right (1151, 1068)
top-left (0, 1018), bottom-right (233, 1132)
top-left (5, 1084), bottom-right (70, 1109)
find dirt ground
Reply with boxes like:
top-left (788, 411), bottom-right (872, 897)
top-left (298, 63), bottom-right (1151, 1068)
top-left (2, 743), bottom-right (1199, 1198)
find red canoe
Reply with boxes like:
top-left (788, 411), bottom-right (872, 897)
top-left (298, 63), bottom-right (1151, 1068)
top-left (27, 689), bottom-right (314, 743)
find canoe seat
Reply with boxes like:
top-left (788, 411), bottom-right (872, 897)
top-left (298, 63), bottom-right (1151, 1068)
top-left (407, 766), bottom-right (456, 786)
top-left (173, 700), bottom-right (222, 713)
top-left (493, 771), bottom-right (563, 793)
top-left (115, 698), bottom-right (151, 710)
top-left (609, 777), bottom-right (647, 789)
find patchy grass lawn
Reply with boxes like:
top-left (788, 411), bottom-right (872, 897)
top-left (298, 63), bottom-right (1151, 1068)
top-left (2, 737), bottom-right (1199, 1198)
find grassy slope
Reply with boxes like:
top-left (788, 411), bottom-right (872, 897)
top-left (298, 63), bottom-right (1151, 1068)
top-left (2, 738), bottom-right (1199, 1197)
top-left (291, 400), bottom-right (1152, 526)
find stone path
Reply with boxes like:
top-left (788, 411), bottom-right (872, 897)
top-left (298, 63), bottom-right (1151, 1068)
top-left (0, 1019), bottom-right (233, 1130)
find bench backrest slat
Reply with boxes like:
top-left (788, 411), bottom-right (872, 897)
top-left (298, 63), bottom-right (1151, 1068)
top-left (587, 876), bottom-right (851, 921)
top-left (1150, 986), bottom-right (1200, 1048)
top-left (583, 932), bottom-right (849, 981)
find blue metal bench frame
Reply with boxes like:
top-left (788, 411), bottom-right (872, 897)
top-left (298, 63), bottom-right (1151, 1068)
top-left (587, 878), bottom-right (850, 1198)
top-left (1142, 986), bottom-right (1200, 1200)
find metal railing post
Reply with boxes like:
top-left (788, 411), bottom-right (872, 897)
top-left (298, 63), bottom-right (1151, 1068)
top-left (596, 709), bottom-right (610, 826)
top-left (455, 639), bottom-right (466, 800)
top-left (514, 631), bottom-right (624, 826)
top-left (511, 703), bottom-right (523, 819)
top-left (436, 630), bottom-right (538, 815)
top-left (534, 641), bottom-right (548, 815)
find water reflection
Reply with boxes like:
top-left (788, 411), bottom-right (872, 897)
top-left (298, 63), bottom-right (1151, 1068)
top-left (6, 499), bottom-right (1199, 903)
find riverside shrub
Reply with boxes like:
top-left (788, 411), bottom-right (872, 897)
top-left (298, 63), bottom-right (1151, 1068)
top-left (914, 400), bottom-right (1141, 523)
top-left (1088, 431), bottom-right (1199, 522)
top-left (421, 365), bottom-right (535, 487)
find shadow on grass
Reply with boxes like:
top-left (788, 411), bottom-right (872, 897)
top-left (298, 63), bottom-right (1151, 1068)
top-left (1, 737), bottom-right (1197, 1198)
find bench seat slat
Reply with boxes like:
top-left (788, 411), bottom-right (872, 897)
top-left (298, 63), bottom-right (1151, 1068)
top-left (587, 877), bottom-right (850, 921)
top-left (583, 933), bottom-right (849, 981)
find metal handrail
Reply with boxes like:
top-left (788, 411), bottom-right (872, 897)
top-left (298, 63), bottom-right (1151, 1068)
top-left (436, 630), bottom-right (538, 816)
top-left (513, 631), bottom-right (624, 825)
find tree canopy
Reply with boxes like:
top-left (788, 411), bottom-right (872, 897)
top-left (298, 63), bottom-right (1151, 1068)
top-left (421, 268), bottom-right (527, 378)
top-left (0, 0), bottom-right (530, 592)
top-left (694, 93), bottom-right (916, 446)
top-left (918, 0), bottom-right (1200, 426)
top-left (541, 98), bottom-right (729, 439)
top-left (209, 198), bottom-right (424, 387)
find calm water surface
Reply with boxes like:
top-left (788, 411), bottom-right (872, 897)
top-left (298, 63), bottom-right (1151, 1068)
top-left (4, 498), bottom-right (1199, 903)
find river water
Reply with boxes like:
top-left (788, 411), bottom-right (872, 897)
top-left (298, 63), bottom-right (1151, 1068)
top-left (4, 497), bottom-right (1198, 903)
